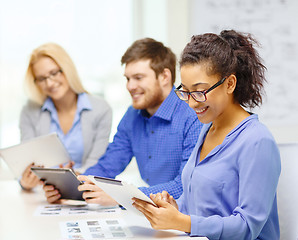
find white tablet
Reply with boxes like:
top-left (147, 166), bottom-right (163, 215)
top-left (88, 175), bottom-right (156, 215)
top-left (31, 167), bottom-right (84, 201)
top-left (0, 133), bottom-right (69, 178)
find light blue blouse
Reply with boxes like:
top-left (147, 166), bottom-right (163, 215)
top-left (177, 114), bottom-right (281, 240)
top-left (41, 93), bottom-right (92, 169)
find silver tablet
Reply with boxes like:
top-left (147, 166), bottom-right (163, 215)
top-left (89, 175), bottom-right (156, 215)
top-left (31, 167), bottom-right (84, 201)
top-left (0, 133), bottom-right (69, 178)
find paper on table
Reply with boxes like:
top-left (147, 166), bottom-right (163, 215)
top-left (88, 175), bottom-right (156, 216)
top-left (35, 204), bottom-right (121, 216)
top-left (0, 133), bottom-right (69, 178)
top-left (59, 217), bottom-right (133, 239)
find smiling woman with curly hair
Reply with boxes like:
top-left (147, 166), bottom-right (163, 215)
top-left (133, 30), bottom-right (281, 240)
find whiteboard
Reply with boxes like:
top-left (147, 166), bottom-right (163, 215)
top-left (189, 0), bottom-right (298, 127)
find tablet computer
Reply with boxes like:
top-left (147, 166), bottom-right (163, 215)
top-left (88, 175), bottom-right (156, 215)
top-left (0, 133), bottom-right (69, 178)
top-left (31, 167), bottom-right (84, 201)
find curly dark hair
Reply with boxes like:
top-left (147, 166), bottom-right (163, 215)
top-left (121, 38), bottom-right (176, 85)
top-left (179, 30), bottom-right (266, 108)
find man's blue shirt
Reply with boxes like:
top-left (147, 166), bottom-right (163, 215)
top-left (84, 88), bottom-right (202, 199)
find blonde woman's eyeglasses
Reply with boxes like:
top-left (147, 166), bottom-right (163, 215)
top-left (34, 69), bottom-right (63, 84)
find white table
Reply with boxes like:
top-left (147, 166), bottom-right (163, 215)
top-left (0, 180), bottom-right (207, 240)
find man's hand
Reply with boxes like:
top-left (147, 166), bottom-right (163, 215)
top-left (43, 184), bottom-right (61, 203)
top-left (59, 161), bottom-right (75, 169)
top-left (77, 175), bottom-right (118, 206)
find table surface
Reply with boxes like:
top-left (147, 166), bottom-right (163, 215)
top-left (0, 179), bottom-right (207, 240)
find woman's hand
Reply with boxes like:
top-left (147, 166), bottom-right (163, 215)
top-left (20, 163), bottom-right (43, 191)
top-left (157, 191), bottom-right (179, 209)
top-left (132, 191), bottom-right (191, 233)
top-left (77, 175), bottom-right (118, 206)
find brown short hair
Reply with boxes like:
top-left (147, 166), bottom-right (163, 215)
top-left (121, 38), bottom-right (176, 85)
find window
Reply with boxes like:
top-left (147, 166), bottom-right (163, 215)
top-left (0, 0), bottom-right (133, 147)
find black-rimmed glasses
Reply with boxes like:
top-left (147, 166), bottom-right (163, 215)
top-left (174, 77), bottom-right (226, 103)
top-left (34, 69), bottom-right (63, 84)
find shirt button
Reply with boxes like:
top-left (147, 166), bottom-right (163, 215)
top-left (151, 131), bottom-right (154, 134)
top-left (146, 178), bottom-right (149, 182)
top-left (148, 156), bottom-right (152, 159)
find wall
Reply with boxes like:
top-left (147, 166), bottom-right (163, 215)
top-left (189, 0), bottom-right (298, 143)
top-left (132, 0), bottom-right (190, 84)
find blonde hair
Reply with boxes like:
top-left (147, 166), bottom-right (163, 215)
top-left (24, 42), bottom-right (87, 105)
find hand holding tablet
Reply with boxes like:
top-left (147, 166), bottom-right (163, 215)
top-left (88, 175), bottom-right (156, 215)
top-left (31, 167), bottom-right (84, 201)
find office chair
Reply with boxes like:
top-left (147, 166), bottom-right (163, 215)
top-left (277, 143), bottom-right (298, 240)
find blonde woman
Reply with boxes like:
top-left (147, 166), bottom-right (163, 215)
top-left (19, 43), bottom-right (112, 190)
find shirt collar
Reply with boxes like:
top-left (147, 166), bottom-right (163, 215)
top-left (139, 87), bottom-right (178, 122)
top-left (200, 113), bottom-right (258, 143)
top-left (41, 92), bottom-right (92, 114)
top-left (41, 97), bottom-right (55, 112)
top-left (76, 93), bottom-right (92, 113)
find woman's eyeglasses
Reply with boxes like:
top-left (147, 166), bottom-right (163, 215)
top-left (34, 69), bottom-right (63, 84)
top-left (174, 77), bottom-right (226, 102)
